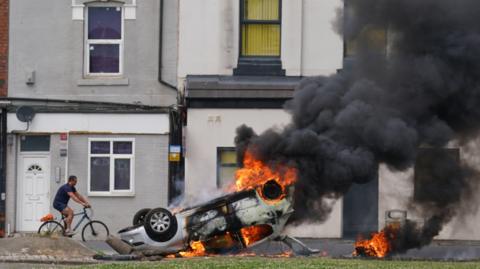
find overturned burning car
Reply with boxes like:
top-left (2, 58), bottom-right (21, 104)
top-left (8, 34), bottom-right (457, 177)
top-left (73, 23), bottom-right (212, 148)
top-left (119, 151), bottom-right (318, 256)
top-left (118, 180), bottom-right (301, 255)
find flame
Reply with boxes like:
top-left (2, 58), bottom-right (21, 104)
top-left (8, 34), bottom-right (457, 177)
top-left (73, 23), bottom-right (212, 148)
top-left (240, 224), bottom-right (273, 247)
top-left (178, 241), bottom-right (207, 257)
top-left (353, 224), bottom-right (399, 258)
top-left (232, 150), bottom-right (297, 194)
top-left (168, 150), bottom-right (297, 258)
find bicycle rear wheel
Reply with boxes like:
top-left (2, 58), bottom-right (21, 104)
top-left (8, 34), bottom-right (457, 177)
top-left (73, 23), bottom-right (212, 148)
top-left (38, 220), bottom-right (65, 237)
top-left (81, 220), bottom-right (109, 241)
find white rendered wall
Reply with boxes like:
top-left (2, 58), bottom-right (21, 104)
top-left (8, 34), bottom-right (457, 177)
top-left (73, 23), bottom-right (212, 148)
top-left (178, 0), bottom-right (239, 77)
top-left (301, 0), bottom-right (343, 76)
top-left (379, 139), bottom-right (480, 240)
top-left (177, 0), bottom-right (343, 78)
top-left (185, 108), bottom-right (343, 238)
top-left (7, 113), bottom-right (169, 134)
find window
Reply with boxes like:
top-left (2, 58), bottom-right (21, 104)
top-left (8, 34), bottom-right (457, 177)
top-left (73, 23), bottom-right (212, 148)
top-left (234, 0), bottom-right (284, 76)
top-left (85, 6), bottom-right (124, 76)
top-left (344, 1), bottom-right (387, 58)
top-left (414, 148), bottom-right (459, 203)
top-left (240, 0), bottom-right (281, 57)
top-left (20, 135), bottom-right (50, 152)
top-left (217, 148), bottom-right (239, 188)
top-left (88, 138), bottom-right (134, 196)
top-left (345, 26), bottom-right (387, 57)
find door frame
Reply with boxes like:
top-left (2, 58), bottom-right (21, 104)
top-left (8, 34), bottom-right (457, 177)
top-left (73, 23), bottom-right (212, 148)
top-left (16, 151), bottom-right (51, 232)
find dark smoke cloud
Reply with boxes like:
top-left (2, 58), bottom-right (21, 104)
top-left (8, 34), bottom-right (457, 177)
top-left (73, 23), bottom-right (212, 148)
top-left (235, 0), bottom-right (480, 251)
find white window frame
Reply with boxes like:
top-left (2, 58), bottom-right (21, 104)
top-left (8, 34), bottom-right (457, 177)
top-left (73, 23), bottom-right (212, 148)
top-left (84, 4), bottom-right (125, 77)
top-left (88, 138), bottom-right (135, 196)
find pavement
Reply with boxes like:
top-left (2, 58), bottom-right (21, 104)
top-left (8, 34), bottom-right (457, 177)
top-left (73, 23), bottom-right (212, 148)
top-left (0, 234), bottom-right (100, 266)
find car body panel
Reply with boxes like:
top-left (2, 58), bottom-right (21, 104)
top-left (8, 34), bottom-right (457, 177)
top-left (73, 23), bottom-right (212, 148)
top-left (118, 183), bottom-right (294, 255)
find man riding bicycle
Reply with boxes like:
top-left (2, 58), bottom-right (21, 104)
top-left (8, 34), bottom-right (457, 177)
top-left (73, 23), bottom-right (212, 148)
top-left (53, 175), bottom-right (90, 236)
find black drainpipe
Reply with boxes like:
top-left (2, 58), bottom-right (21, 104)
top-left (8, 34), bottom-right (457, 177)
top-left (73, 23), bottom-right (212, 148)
top-left (160, 0), bottom-right (184, 203)
top-left (159, 0), bottom-right (177, 90)
top-left (168, 108), bottom-right (184, 204)
top-left (0, 109), bottom-right (7, 237)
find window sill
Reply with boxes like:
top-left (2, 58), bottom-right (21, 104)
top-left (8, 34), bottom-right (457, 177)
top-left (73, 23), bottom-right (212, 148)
top-left (77, 78), bottom-right (129, 86)
top-left (234, 57), bottom-right (285, 76)
top-left (88, 192), bottom-right (135, 197)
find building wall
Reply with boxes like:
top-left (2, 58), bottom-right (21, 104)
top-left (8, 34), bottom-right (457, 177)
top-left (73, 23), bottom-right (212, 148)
top-left (161, 0), bottom-right (179, 87)
top-left (0, 0), bottom-right (8, 96)
top-left (8, 0), bottom-right (176, 106)
top-left (379, 140), bottom-right (480, 240)
top-left (5, 111), bottom-right (170, 234)
top-left (177, 0), bottom-right (343, 78)
top-left (63, 134), bottom-right (169, 233)
top-left (6, 133), bottom-right (170, 234)
top-left (184, 108), bottom-right (342, 238)
top-left (301, 0), bottom-right (344, 76)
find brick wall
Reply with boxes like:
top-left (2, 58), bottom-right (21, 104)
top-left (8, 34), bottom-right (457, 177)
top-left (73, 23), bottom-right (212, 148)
top-left (0, 0), bottom-right (8, 97)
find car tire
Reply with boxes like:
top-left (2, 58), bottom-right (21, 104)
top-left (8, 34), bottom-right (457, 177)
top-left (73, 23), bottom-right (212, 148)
top-left (144, 207), bottom-right (178, 242)
top-left (132, 208), bottom-right (151, 225)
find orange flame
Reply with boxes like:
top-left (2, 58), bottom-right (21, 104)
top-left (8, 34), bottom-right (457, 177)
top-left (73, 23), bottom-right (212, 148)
top-left (240, 224), bottom-right (273, 247)
top-left (353, 224), bottom-right (399, 258)
top-left (169, 150), bottom-right (297, 258)
top-left (178, 241), bottom-right (207, 257)
top-left (232, 150), bottom-right (297, 193)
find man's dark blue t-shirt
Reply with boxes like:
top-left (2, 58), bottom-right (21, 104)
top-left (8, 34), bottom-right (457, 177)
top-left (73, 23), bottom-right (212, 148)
top-left (53, 183), bottom-right (76, 211)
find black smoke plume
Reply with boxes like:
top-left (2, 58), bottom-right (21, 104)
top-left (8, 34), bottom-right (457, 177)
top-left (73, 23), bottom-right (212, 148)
top-left (235, 0), bottom-right (480, 251)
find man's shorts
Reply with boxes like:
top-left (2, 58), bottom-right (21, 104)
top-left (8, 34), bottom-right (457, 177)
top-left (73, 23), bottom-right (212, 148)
top-left (53, 201), bottom-right (68, 213)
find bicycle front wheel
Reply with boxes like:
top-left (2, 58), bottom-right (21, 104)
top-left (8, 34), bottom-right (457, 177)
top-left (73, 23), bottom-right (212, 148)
top-left (81, 220), bottom-right (109, 241)
top-left (38, 220), bottom-right (65, 237)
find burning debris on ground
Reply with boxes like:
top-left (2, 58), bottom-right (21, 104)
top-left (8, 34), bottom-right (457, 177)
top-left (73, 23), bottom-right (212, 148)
top-left (234, 0), bottom-right (480, 258)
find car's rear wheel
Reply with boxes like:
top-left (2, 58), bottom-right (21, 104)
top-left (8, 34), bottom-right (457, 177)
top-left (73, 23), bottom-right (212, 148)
top-left (132, 208), bottom-right (151, 225)
top-left (144, 207), bottom-right (178, 242)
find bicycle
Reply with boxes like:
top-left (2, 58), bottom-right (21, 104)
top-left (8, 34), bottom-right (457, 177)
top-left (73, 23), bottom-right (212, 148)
top-left (38, 207), bottom-right (109, 241)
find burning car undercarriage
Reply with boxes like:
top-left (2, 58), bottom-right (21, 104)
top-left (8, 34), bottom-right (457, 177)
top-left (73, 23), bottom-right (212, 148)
top-left (118, 153), bottom-right (318, 257)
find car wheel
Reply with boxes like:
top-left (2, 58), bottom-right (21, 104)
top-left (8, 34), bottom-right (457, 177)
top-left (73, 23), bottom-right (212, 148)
top-left (144, 207), bottom-right (178, 242)
top-left (132, 208), bottom-right (151, 225)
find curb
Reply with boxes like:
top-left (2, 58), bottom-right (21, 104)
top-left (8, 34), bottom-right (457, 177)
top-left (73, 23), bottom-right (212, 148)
top-left (0, 255), bottom-right (100, 265)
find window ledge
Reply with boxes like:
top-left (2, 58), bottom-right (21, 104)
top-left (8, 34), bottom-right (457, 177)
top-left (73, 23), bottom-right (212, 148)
top-left (88, 192), bottom-right (135, 197)
top-left (234, 58), bottom-right (285, 76)
top-left (77, 78), bottom-right (129, 86)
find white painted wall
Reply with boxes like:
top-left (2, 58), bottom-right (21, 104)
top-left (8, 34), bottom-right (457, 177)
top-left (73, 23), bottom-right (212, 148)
top-left (7, 113), bottom-right (169, 134)
top-left (185, 108), bottom-right (342, 238)
top-left (177, 0), bottom-right (343, 78)
top-left (379, 140), bottom-right (480, 240)
top-left (301, 0), bottom-right (343, 76)
top-left (178, 0), bottom-right (238, 77)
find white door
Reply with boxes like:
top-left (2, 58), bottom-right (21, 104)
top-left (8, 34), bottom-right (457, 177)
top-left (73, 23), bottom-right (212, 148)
top-left (17, 155), bottom-right (50, 232)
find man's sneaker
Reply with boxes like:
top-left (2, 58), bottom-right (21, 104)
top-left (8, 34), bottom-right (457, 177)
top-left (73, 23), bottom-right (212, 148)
top-left (64, 230), bottom-right (76, 237)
